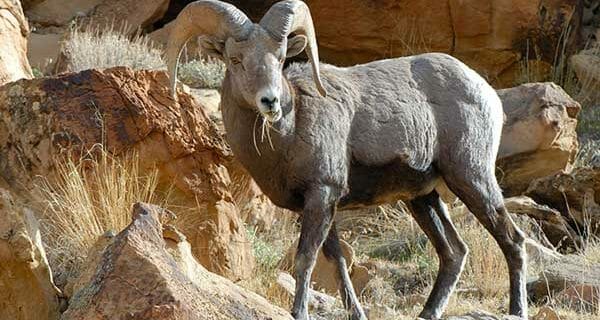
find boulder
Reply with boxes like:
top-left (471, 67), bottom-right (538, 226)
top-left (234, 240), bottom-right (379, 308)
top-left (0, 0), bottom-right (33, 85)
top-left (81, 0), bottom-right (169, 33)
top-left (62, 202), bottom-right (292, 320)
top-left (527, 167), bottom-right (600, 236)
top-left (222, 0), bottom-right (580, 87)
top-left (275, 272), bottom-right (337, 312)
top-left (528, 254), bottom-right (600, 308)
top-left (532, 306), bottom-right (560, 320)
top-left (27, 31), bottom-right (64, 74)
top-left (26, 0), bottom-right (169, 32)
top-left (497, 82), bottom-right (580, 196)
top-left (504, 196), bottom-right (581, 249)
top-left (0, 188), bottom-right (61, 320)
top-left (25, 0), bottom-right (104, 27)
top-left (0, 67), bottom-right (254, 280)
top-left (279, 238), bottom-right (371, 296)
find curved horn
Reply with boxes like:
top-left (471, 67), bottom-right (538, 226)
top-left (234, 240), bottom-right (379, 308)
top-left (259, 0), bottom-right (327, 97)
top-left (166, 0), bottom-right (253, 99)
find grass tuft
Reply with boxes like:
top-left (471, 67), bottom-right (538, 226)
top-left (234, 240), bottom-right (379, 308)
top-left (177, 58), bottom-right (226, 89)
top-left (34, 146), bottom-right (164, 282)
top-left (63, 23), bottom-right (165, 72)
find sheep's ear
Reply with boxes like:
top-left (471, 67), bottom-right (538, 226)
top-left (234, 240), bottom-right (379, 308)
top-left (286, 35), bottom-right (307, 58)
top-left (198, 37), bottom-right (226, 60)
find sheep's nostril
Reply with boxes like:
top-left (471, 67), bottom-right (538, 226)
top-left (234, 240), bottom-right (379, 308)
top-left (260, 96), bottom-right (278, 110)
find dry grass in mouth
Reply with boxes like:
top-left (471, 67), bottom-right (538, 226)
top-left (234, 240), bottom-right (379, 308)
top-left (252, 113), bottom-right (279, 155)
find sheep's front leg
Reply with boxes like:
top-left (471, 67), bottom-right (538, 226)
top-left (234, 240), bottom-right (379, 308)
top-left (291, 186), bottom-right (338, 320)
top-left (323, 224), bottom-right (367, 320)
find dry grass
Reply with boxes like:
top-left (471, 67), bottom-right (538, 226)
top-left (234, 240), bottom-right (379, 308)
top-left (238, 214), bottom-right (299, 310)
top-left (177, 58), bottom-right (226, 89)
top-left (61, 23), bottom-right (226, 89)
top-left (244, 198), bottom-right (600, 319)
top-left (34, 146), bottom-right (165, 282)
top-left (63, 23), bottom-right (165, 73)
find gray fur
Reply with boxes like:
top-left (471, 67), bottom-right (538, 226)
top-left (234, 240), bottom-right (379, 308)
top-left (167, 1), bottom-right (528, 319)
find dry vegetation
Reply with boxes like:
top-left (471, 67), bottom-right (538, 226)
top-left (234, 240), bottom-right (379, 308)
top-left (62, 23), bottom-right (225, 89)
top-left (63, 24), bottom-right (165, 72)
top-left (33, 147), bottom-right (167, 282)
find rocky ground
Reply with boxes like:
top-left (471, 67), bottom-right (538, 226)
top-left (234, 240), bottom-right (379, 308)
top-left (1, 0), bottom-right (599, 319)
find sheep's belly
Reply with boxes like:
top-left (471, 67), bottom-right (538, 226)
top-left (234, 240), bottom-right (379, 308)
top-left (338, 159), bottom-right (440, 210)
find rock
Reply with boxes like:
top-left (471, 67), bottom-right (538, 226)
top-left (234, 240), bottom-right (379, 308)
top-left (0, 188), bottom-right (61, 320)
top-left (26, 0), bottom-right (169, 33)
top-left (528, 255), bottom-right (600, 304)
top-left (497, 82), bottom-right (580, 196)
top-left (0, 0), bottom-right (33, 85)
top-left (222, 0), bottom-right (580, 87)
top-left (532, 306), bottom-right (560, 320)
top-left (279, 238), bottom-right (356, 295)
top-left (556, 284), bottom-right (600, 311)
top-left (27, 31), bottom-right (64, 74)
top-left (527, 167), bottom-right (600, 236)
top-left (25, 0), bottom-right (104, 27)
top-left (62, 202), bottom-right (292, 320)
top-left (504, 196), bottom-right (581, 250)
top-left (446, 310), bottom-right (521, 320)
top-left (275, 272), bottom-right (337, 312)
top-left (81, 0), bottom-right (169, 33)
top-left (350, 264), bottom-right (371, 296)
top-left (0, 67), bottom-right (254, 280)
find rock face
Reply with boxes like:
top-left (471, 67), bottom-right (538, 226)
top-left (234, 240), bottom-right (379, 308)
top-left (26, 0), bottom-right (169, 31)
top-left (0, 188), bottom-right (61, 320)
top-left (0, 67), bottom-right (254, 280)
top-left (527, 167), bottom-right (600, 236)
top-left (0, 0), bottom-right (33, 85)
top-left (27, 31), bottom-right (63, 73)
top-left (223, 0), bottom-right (581, 87)
top-left (62, 202), bottom-right (292, 320)
top-left (497, 82), bottom-right (580, 196)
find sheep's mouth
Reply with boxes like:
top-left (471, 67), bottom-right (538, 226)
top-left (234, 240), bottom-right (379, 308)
top-left (262, 109), bottom-right (282, 123)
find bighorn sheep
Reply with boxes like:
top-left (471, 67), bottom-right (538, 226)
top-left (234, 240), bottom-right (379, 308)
top-left (166, 1), bottom-right (528, 319)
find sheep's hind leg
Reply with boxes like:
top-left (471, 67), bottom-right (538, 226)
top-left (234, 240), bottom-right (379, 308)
top-left (408, 190), bottom-right (468, 320)
top-left (291, 186), bottom-right (339, 320)
top-left (444, 173), bottom-right (527, 319)
top-left (322, 224), bottom-right (367, 320)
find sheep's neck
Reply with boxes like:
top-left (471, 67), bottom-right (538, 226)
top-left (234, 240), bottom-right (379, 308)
top-left (220, 76), bottom-right (296, 208)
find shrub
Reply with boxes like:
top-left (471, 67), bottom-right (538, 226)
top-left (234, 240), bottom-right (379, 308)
top-left (177, 58), bottom-right (226, 89)
top-left (62, 24), bottom-right (165, 72)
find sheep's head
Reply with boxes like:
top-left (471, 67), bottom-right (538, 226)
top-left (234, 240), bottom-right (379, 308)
top-left (166, 0), bottom-right (327, 123)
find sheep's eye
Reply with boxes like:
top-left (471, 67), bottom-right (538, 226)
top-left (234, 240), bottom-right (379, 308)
top-left (230, 57), bottom-right (242, 65)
